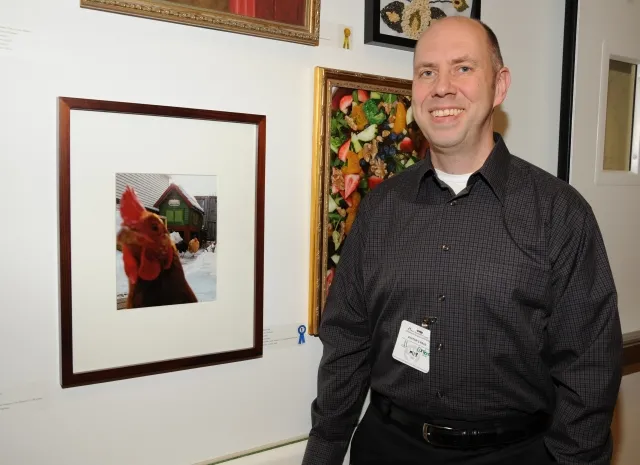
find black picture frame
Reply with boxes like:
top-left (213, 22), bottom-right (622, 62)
top-left (556, 0), bottom-right (579, 183)
top-left (364, 0), bottom-right (481, 52)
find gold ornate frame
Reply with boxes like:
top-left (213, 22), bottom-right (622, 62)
top-left (80, 0), bottom-right (320, 46)
top-left (308, 67), bottom-right (424, 335)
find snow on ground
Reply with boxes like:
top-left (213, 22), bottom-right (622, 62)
top-left (182, 250), bottom-right (217, 301)
top-left (115, 249), bottom-right (217, 302)
top-left (116, 251), bottom-right (129, 296)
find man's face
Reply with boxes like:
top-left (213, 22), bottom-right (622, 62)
top-left (411, 19), bottom-right (508, 152)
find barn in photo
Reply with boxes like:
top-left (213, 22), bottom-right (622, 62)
top-left (154, 183), bottom-right (205, 244)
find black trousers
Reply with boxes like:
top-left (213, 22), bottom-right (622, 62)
top-left (349, 404), bottom-right (557, 465)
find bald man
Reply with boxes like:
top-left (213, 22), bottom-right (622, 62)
top-left (302, 17), bottom-right (622, 465)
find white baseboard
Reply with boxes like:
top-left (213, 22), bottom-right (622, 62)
top-left (192, 435), bottom-right (309, 465)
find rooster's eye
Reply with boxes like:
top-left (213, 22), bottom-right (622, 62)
top-left (150, 223), bottom-right (159, 232)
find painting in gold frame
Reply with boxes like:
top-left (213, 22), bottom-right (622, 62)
top-left (80, 0), bottom-right (320, 46)
top-left (308, 67), bottom-right (427, 335)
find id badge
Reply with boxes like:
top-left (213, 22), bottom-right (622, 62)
top-left (392, 320), bottom-right (430, 373)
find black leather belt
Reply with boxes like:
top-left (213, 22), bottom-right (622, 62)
top-left (370, 391), bottom-right (550, 449)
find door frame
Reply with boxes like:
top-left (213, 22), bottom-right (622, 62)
top-left (557, 0), bottom-right (578, 183)
top-left (556, 0), bottom-right (640, 371)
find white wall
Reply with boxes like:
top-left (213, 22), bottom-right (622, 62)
top-left (1, 1), bottom-right (632, 465)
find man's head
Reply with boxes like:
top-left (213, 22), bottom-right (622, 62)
top-left (411, 16), bottom-right (510, 156)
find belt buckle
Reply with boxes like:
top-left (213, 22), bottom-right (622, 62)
top-left (422, 422), bottom-right (454, 445)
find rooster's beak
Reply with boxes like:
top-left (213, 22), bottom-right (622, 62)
top-left (117, 226), bottom-right (140, 247)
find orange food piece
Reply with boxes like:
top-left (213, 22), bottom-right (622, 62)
top-left (341, 151), bottom-right (361, 175)
top-left (345, 207), bottom-right (357, 234)
top-left (344, 192), bottom-right (361, 234)
top-left (351, 104), bottom-right (368, 130)
top-left (350, 191), bottom-right (361, 208)
top-left (393, 101), bottom-right (407, 134)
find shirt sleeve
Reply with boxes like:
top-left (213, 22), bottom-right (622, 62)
top-left (302, 198), bottom-right (373, 465)
top-left (545, 196), bottom-right (623, 464)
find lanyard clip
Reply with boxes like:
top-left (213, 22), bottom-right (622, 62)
top-left (422, 317), bottom-right (438, 329)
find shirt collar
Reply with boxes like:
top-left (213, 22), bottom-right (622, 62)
top-left (414, 132), bottom-right (511, 204)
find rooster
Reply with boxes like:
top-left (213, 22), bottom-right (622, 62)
top-left (117, 186), bottom-right (198, 309)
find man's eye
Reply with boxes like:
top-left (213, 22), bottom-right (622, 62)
top-left (460, 66), bottom-right (471, 72)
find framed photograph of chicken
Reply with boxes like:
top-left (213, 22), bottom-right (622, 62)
top-left (57, 97), bottom-right (265, 388)
top-left (308, 67), bottom-right (427, 335)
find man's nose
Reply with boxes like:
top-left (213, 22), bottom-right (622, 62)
top-left (433, 73), bottom-right (455, 96)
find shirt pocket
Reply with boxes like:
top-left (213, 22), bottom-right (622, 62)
top-left (471, 260), bottom-right (550, 346)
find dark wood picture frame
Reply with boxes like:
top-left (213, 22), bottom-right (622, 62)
top-left (556, 0), bottom-right (640, 373)
top-left (58, 97), bottom-right (266, 387)
top-left (364, 0), bottom-right (481, 52)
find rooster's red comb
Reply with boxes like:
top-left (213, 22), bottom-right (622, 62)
top-left (120, 186), bottom-right (146, 225)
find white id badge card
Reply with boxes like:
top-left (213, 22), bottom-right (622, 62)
top-left (392, 320), bottom-right (431, 373)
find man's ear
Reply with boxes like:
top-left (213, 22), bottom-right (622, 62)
top-left (493, 67), bottom-right (511, 108)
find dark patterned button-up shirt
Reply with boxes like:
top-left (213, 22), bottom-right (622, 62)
top-left (302, 133), bottom-right (623, 465)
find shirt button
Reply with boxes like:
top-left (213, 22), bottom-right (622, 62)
top-left (437, 294), bottom-right (445, 302)
top-left (436, 391), bottom-right (444, 398)
top-left (437, 343), bottom-right (444, 351)
top-left (449, 200), bottom-right (457, 206)
top-left (441, 245), bottom-right (450, 251)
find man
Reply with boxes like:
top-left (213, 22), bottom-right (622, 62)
top-left (302, 16), bottom-right (623, 465)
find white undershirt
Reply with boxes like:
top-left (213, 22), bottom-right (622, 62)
top-left (434, 168), bottom-right (471, 195)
